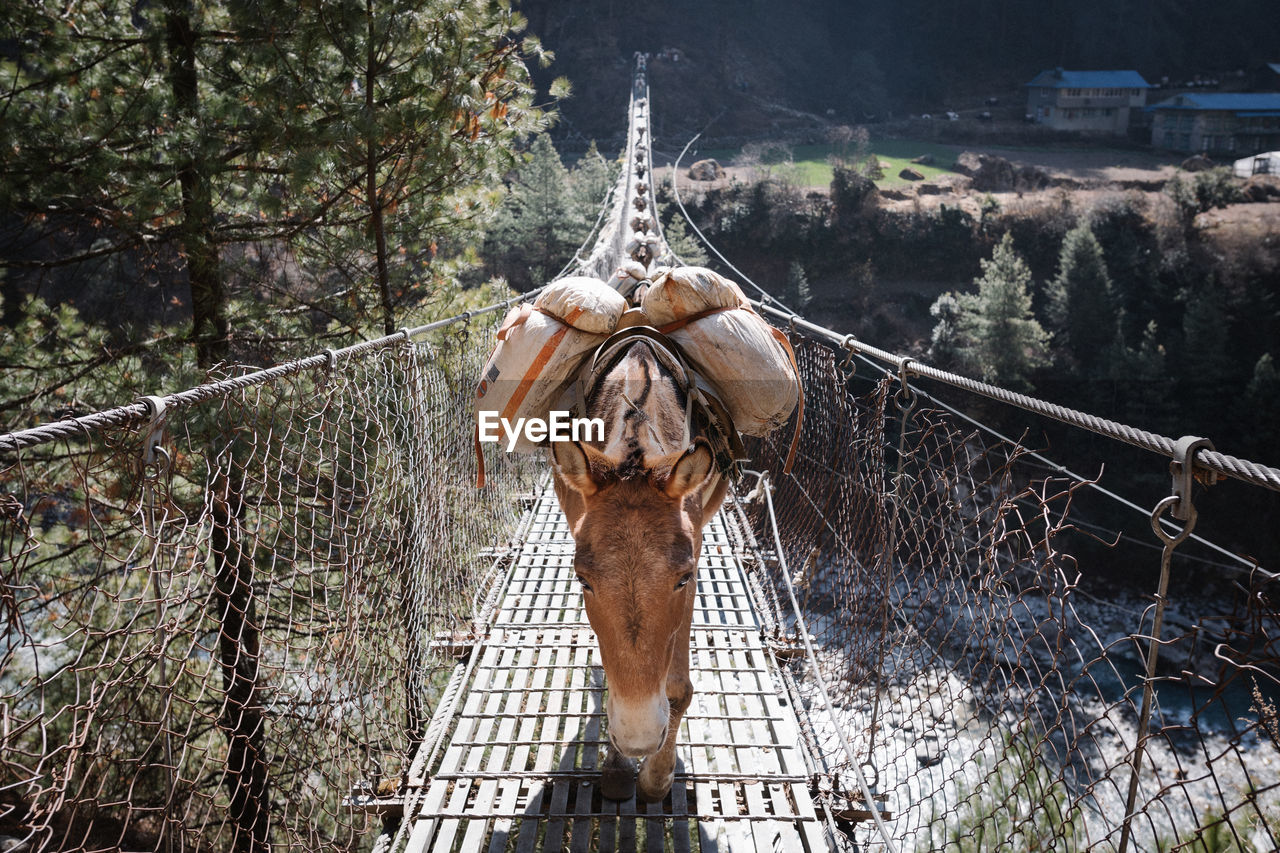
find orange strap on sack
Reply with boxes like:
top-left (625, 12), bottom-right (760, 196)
top-left (766, 324), bottom-right (805, 477)
top-left (475, 304), bottom-right (586, 487)
top-left (474, 422), bottom-right (487, 488)
top-left (496, 303), bottom-right (533, 341)
top-left (500, 306), bottom-right (583, 423)
top-left (656, 304), bottom-right (737, 334)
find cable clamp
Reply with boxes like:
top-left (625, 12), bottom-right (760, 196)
top-left (1167, 435), bottom-right (1215, 524)
top-left (894, 358), bottom-right (917, 411)
top-left (137, 395), bottom-right (170, 477)
top-left (839, 335), bottom-right (858, 376)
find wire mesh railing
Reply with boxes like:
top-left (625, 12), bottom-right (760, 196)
top-left (0, 319), bottom-right (541, 852)
top-left (738, 332), bottom-right (1279, 852)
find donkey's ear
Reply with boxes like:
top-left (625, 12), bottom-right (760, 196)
top-left (552, 440), bottom-right (609, 496)
top-left (663, 440), bottom-right (714, 499)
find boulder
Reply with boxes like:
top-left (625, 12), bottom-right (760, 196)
top-left (910, 154), bottom-right (936, 166)
top-left (1014, 164), bottom-right (1052, 191)
top-left (953, 151), bottom-right (1049, 192)
top-left (954, 151), bottom-right (1013, 191)
top-left (687, 158), bottom-right (725, 181)
top-left (917, 182), bottom-right (945, 195)
top-left (1181, 154), bottom-right (1215, 172)
top-left (952, 151), bottom-right (982, 176)
top-left (1243, 174), bottom-right (1280, 202)
top-left (899, 167), bottom-right (925, 181)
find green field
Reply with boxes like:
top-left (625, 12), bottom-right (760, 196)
top-left (692, 139), bottom-right (961, 189)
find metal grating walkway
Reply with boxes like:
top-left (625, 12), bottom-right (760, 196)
top-left (394, 487), bottom-right (834, 852)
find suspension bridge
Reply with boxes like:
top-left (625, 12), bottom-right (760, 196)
top-left (1, 59), bottom-right (1278, 853)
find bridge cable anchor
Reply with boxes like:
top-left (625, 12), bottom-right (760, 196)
top-left (1161, 435), bottom-right (1217, 528)
top-left (1119, 434), bottom-right (1215, 853)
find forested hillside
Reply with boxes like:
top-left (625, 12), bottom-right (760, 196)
top-left (519, 0), bottom-right (1280, 142)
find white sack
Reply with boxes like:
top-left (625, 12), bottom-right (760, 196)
top-left (642, 266), bottom-right (799, 436)
top-left (475, 277), bottom-right (624, 453)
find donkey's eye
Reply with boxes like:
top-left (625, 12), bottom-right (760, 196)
top-left (576, 575), bottom-right (593, 593)
top-left (674, 573), bottom-right (694, 591)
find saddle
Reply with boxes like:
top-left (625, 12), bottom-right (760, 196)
top-left (575, 324), bottom-right (747, 481)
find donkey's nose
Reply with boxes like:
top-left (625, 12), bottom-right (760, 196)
top-left (607, 694), bottom-right (670, 757)
top-left (611, 725), bottom-right (668, 759)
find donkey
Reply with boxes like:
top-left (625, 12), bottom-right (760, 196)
top-left (551, 336), bottom-right (728, 802)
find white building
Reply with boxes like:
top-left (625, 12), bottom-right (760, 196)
top-left (1233, 150), bottom-right (1280, 177)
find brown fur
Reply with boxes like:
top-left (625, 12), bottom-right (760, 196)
top-left (552, 341), bottom-right (728, 801)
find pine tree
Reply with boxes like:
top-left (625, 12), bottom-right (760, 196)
top-left (2, 0), bottom-right (544, 346)
top-left (1181, 284), bottom-right (1233, 432)
top-left (1045, 223), bottom-right (1116, 377)
top-left (274, 0), bottom-right (545, 333)
top-left (661, 207), bottom-right (710, 265)
top-left (786, 261), bottom-right (812, 311)
top-left (928, 292), bottom-right (962, 370)
top-left (955, 233), bottom-right (1049, 390)
top-left (0, 0), bottom-right (266, 365)
top-left (1241, 353), bottom-right (1280, 461)
top-left (486, 133), bottom-right (583, 288)
top-left (571, 140), bottom-right (616, 235)
top-left (1118, 320), bottom-right (1175, 431)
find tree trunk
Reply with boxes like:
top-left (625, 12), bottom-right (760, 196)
top-left (165, 3), bottom-right (228, 369)
top-left (366, 0), bottom-right (395, 336)
top-left (398, 511), bottom-right (426, 744)
top-left (210, 466), bottom-right (270, 853)
top-left (165, 8), bottom-right (267, 851)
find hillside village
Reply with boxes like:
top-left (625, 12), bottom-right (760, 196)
top-left (1024, 64), bottom-right (1280, 163)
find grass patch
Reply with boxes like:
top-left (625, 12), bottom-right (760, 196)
top-left (689, 140), bottom-right (962, 190)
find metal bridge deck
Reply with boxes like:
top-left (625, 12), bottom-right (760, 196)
top-left (395, 488), bottom-right (832, 852)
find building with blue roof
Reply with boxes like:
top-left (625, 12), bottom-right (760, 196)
top-left (1025, 69), bottom-right (1151, 135)
top-left (1147, 93), bottom-right (1280, 155)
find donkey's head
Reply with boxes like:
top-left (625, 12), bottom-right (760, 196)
top-left (552, 437), bottom-right (715, 758)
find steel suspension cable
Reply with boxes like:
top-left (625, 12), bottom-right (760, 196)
top-left (755, 304), bottom-right (1280, 495)
top-left (0, 286), bottom-right (549, 452)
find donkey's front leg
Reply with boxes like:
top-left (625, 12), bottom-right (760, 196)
top-left (601, 747), bottom-right (637, 801)
top-left (637, 672), bottom-right (692, 802)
